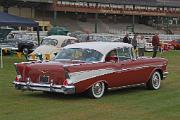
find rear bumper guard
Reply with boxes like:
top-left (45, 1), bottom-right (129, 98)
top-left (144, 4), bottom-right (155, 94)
top-left (163, 71), bottom-right (168, 79)
top-left (13, 81), bottom-right (75, 94)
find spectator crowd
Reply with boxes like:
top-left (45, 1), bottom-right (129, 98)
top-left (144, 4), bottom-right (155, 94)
top-left (123, 33), bottom-right (160, 58)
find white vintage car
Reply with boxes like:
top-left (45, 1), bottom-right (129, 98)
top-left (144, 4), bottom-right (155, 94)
top-left (28, 35), bottom-right (78, 60)
top-left (145, 37), bottom-right (153, 52)
top-left (145, 42), bottom-right (153, 52)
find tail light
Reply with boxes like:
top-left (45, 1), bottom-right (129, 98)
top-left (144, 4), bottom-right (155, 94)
top-left (63, 79), bottom-right (68, 86)
top-left (15, 75), bottom-right (22, 82)
top-left (63, 79), bottom-right (73, 86)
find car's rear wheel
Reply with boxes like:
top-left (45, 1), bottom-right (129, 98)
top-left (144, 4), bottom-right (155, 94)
top-left (147, 71), bottom-right (161, 90)
top-left (88, 82), bottom-right (105, 99)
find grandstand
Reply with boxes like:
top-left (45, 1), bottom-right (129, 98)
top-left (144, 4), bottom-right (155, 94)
top-left (0, 0), bottom-right (180, 34)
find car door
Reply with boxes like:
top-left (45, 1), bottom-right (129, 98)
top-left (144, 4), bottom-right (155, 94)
top-left (114, 47), bottom-right (149, 86)
top-left (105, 48), bottom-right (132, 87)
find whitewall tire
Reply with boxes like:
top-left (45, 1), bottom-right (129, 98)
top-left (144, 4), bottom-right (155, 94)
top-left (147, 71), bottom-right (161, 90)
top-left (88, 82), bottom-right (105, 99)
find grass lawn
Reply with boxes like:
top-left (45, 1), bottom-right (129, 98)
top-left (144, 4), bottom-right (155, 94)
top-left (0, 51), bottom-right (180, 120)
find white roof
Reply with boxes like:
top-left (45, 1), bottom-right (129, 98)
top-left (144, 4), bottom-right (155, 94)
top-left (64, 42), bottom-right (132, 55)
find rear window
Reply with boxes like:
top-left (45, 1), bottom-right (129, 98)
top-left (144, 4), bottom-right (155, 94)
top-left (61, 39), bottom-right (79, 47)
top-left (41, 38), bottom-right (58, 46)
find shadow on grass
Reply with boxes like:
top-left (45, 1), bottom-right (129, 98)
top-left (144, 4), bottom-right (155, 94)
top-left (24, 92), bottom-right (87, 101)
top-left (22, 85), bottom-right (147, 100)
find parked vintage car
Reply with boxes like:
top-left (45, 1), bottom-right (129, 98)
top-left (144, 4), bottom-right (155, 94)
top-left (0, 28), bottom-right (18, 54)
top-left (145, 42), bottom-right (153, 52)
top-left (6, 31), bottom-right (39, 54)
top-left (28, 35), bottom-right (78, 60)
top-left (168, 39), bottom-right (180, 50)
top-left (13, 42), bottom-right (168, 99)
top-left (144, 37), bottom-right (153, 52)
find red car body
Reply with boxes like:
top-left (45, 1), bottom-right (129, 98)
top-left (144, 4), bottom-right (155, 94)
top-left (13, 42), bottom-right (168, 98)
top-left (168, 39), bottom-right (180, 50)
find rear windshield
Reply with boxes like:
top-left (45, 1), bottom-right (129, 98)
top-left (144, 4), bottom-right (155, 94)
top-left (41, 38), bottom-right (58, 46)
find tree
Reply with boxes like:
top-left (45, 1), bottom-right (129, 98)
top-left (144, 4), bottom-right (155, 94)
top-left (0, 0), bottom-right (18, 13)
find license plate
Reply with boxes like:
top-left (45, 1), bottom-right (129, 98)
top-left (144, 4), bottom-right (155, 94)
top-left (39, 76), bottom-right (49, 84)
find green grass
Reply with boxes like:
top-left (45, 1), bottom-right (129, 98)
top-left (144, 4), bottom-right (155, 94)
top-left (0, 51), bottom-right (180, 120)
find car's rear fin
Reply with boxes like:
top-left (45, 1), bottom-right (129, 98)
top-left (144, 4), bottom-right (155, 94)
top-left (14, 63), bottom-right (20, 75)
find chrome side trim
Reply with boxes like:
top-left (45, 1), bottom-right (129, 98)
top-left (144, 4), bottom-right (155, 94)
top-left (13, 81), bottom-right (75, 94)
top-left (108, 83), bottom-right (145, 91)
top-left (68, 64), bottom-right (163, 84)
top-left (69, 68), bottom-right (116, 84)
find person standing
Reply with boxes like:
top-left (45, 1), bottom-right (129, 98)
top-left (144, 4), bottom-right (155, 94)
top-left (152, 33), bottom-right (160, 58)
top-left (137, 35), bottom-right (145, 57)
top-left (131, 34), bottom-right (138, 57)
top-left (123, 33), bottom-right (131, 44)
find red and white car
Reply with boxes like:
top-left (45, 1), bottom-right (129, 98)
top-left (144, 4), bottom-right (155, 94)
top-left (13, 42), bottom-right (168, 99)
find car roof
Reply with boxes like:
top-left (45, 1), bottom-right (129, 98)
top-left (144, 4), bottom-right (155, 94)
top-left (64, 42), bottom-right (132, 55)
top-left (45, 35), bottom-right (77, 40)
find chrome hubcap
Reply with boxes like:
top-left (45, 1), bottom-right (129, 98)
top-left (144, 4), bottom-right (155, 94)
top-left (152, 73), bottom-right (160, 88)
top-left (93, 83), bottom-right (103, 95)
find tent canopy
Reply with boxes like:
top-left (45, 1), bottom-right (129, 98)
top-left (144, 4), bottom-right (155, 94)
top-left (0, 12), bottom-right (40, 45)
top-left (0, 12), bottom-right (38, 27)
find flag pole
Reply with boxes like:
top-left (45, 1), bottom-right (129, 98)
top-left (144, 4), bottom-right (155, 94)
top-left (0, 47), bottom-right (3, 69)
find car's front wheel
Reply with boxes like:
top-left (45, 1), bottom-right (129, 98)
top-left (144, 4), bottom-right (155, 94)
top-left (147, 71), bottom-right (161, 90)
top-left (88, 82), bottom-right (105, 99)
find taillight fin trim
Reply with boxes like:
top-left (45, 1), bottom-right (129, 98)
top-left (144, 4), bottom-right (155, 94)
top-left (64, 67), bottom-right (70, 79)
top-left (14, 63), bottom-right (20, 75)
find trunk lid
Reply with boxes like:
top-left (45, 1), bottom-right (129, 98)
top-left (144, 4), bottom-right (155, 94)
top-left (16, 61), bottom-right (67, 85)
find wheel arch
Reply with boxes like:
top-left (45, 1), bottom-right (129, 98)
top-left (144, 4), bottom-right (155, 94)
top-left (148, 68), bottom-right (163, 81)
top-left (85, 80), bottom-right (109, 93)
top-left (86, 80), bottom-right (108, 99)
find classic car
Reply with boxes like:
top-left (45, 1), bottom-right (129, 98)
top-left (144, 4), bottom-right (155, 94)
top-left (144, 37), bottom-right (153, 52)
top-left (0, 28), bottom-right (18, 54)
top-left (13, 42), bottom-right (168, 99)
top-left (3, 31), bottom-right (38, 54)
top-left (168, 39), bottom-right (180, 50)
top-left (145, 42), bottom-right (153, 52)
top-left (28, 35), bottom-right (78, 60)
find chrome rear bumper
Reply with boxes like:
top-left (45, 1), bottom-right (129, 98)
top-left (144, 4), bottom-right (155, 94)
top-left (163, 71), bottom-right (168, 79)
top-left (13, 81), bottom-right (75, 94)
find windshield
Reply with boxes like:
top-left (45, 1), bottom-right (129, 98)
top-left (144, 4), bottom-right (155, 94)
top-left (41, 38), bottom-right (58, 46)
top-left (54, 48), bottom-right (103, 62)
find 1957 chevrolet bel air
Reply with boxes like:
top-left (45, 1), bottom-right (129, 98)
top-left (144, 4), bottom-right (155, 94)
top-left (13, 42), bottom-right (168, 99)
